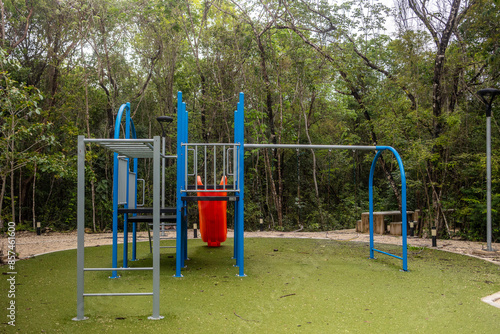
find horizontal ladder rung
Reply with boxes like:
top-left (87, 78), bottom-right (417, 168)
top-left (118, 207), bottom-right (176, 214)
top-left (181, 196), bottom-right (239, 202)
top-left (149, 223), bottom-right (176, 226)
top-left (84, 267), bottom-right (153, 271)
top-left (128, 215), bottom-right (176, 222)
top-left (83, 292), bottom-right (153, 297)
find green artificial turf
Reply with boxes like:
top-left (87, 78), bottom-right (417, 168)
top-left (1, 238), bottom-right (499, 333)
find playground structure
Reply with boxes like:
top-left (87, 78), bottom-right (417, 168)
top-left (75, 91), bottom-right (408, 320)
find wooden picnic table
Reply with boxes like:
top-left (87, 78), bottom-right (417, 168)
top-left (357, 210), bottom-right (416, 235)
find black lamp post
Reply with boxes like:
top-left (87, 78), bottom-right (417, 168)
top-left (477, 88), bottom-right (500, 251)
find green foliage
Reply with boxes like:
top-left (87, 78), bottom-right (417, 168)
top-left (0, 0), bottom-right (498, 242)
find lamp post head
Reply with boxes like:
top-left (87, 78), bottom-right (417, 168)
top-left (156, 116), bottom-right (173, 124)
top-left (478, 88), bottom-right (500, 117)
top-left (156, 116), bottom-right (173, 137)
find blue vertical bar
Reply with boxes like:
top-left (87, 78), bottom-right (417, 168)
top-left (123, 103), bottom-right (131, 268)
top-left (111, 151), bottom-right (120, 278)
top-left (131, 121), bottom-right (138, 261)
top-left (182, 100), bottom-right (188, 267)
top-left (368, 150), bottom-right (383, 260)
top-left (235, 92), bottom-right (246, 277)
top-left (384, 147), bottom-right (408, 272)
top-left (111, 103), bottom-right (128, 278)
top-left (233, 204), bottom-right (237, 260)
top-left (182, 204), bottom-right (188, 263)
top-left (132, 157), bottom-right (138, 261)
top-left (123, 158), bottom-right (129, 268)
top-left (175, 92), bottom-right (185, 277)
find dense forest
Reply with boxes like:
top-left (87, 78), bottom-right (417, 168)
top-left (1, 0), bottom-right (499, 241)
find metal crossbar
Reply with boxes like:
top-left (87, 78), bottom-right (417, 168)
top-left (84, 267), bottom-right (153, 271)
top-left (84, 293), bottom-right (154, 297)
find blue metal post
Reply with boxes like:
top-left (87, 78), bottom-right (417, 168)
top-left (368, 150), bottom-right (382, 260)
top-left (183, 204), bottom-right (188, 262)
top-left (233, 205), bottom-right (237, 260)
top-left (123, 103), bottom-right (131, 268)
top-left (131, 121), bottom-right (138, 261)
top-left (111, 103), bottom-right (129, 278)
top-left (235, 92), bottom-right (246, 277)
top-left (380, 146), bottom-right (408, 272)
top-left (131, 156), bottom-right (138, 261)
top-left (111, 151), bottom-right (120, 278)
top-left (175, 92), bottom-right (187, 277)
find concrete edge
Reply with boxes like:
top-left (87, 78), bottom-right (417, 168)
top-left (481, 291), bottom-right (500, 309)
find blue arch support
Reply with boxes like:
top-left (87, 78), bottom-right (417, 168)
top-left (111, 102), bottom-right (139, 278)
top-left (368, 146), bottom-right (408, 272)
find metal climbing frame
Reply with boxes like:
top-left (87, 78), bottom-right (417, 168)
top-left (174, 91), bottom-right (408, 275)
top-left (175, 92), bottom-right (246, 277)
top-left (244, 144), bottom-right (409, 272)
top-left (74, 136), bottom-right (163, 321)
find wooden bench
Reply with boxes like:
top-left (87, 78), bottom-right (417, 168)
top-left (357, 211), bottom-right (415, 235)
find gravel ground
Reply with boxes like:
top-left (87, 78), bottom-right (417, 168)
top-left (1, 229), bottom-right (499, 266)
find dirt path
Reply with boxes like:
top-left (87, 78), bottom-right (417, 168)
top-left (1, 229), bottom-right (500, 265)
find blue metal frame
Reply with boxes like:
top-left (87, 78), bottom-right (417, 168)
top-left (174, 92), bottom-right (246, 277)
top-left (368, 146), bottom-right (408, 271)
top-left (111, 102), bottom-right (139, 278)
top-left (109, 92), bottom-right (407, 277)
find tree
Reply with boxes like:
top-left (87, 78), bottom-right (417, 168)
top-left (396, 0), bottom-right (475, 234)
top-left (0, 0), bottom-right (33, 55)
top-left (0, 49), bottom-right (51, 229)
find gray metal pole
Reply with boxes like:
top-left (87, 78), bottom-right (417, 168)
top-left (73, 136), bottom-right (88, 321)
top-left (478, 88), bottom-right (500, 252)
top-left (149, 136), bottom-right (163, 320)
top-left (244, 143), bottom-right (377, 151)
top-left (486, 115), bottom-right (492, 251)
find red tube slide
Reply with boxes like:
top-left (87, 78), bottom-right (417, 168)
top-left (197, 176), bottom-right (227, 247)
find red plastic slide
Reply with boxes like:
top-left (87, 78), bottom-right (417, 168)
top-left (197, 176), bottom-right (227, 247)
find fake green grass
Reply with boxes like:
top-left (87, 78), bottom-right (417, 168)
top-left (1, 238), bottom-right (500, 333)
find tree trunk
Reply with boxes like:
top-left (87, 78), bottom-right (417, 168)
top-left (407, 0), bottom-right (464, 234)
top-left (263, 148), bottom-right (282, 227)
top-left (302, 90), bottom-right (325, 227)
